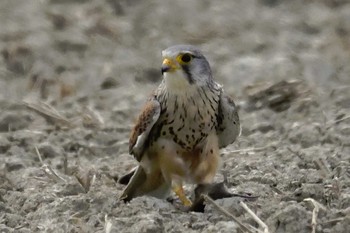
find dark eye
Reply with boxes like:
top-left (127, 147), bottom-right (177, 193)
top-left (181, 53), bottom-right (192, 63)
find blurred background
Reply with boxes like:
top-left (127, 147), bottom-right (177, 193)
top-left (0, 0), bottom-right (349, 102)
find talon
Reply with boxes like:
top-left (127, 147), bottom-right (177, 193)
top-left (182, 198), bottom-right (192, 207)
top-left (173, 184), bottom-right (192, 207)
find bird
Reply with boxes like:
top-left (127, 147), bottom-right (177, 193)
top-left (119, 44), bottom-right (240, 206)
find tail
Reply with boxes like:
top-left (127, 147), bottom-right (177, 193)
top-left (118, 166), bottom-right (171, 201)
top-left (119, 166), bottom-right (147, 201)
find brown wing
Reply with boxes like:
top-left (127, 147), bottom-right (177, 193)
top-left (129, 98), bottom-right (161, 161)
top-left (216, 90), bottom-right (241, 148)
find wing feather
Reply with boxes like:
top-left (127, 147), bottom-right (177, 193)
top-left (129, 98), bottom-right (161, 161)
top-left (217, 91), bottom-right (241, 148)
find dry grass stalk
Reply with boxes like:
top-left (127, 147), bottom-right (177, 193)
top-left (304, 198), bottom-right (327, 233)
top-left (23, 100), bottom-right (106, 130)
top-left (201, 194), bottom-right (253, 233)
top-left (23, 101), bottom-right (72, 127)
top-left (63, 153), bottom-right (69, 175)
top-left (35, 146), bottom-right (66, 183)
top-left (321, 217), bottom-right (345, 225)
top-left (313, 158), bottom-right (331, 178)
top-left (269, 185), bottom-right (285, 195)
top-left (222, 146), bottom-right (267, 156)
top-left (326, 177), bottom-right (342, 201)
top-left (327, 115), bottom-right (350, 126)
top-left (223, 141), bottom-right (278, 160)
top-left (105, 214), bottom-right (113, 233)
top-left (74, 168), bottom-right (96, 193)
top-left (81, 106), bottom-right (105, 128)
top-left (239, 201), bottom-right (269, 233)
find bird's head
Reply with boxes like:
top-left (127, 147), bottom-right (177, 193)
top-left (161, 45), bottom-right (213, 90)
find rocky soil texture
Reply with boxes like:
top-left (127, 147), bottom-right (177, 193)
top-left (0, 0), bottom-right (349, 232)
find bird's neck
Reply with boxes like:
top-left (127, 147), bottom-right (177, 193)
top-left (163, 72), bottom-right (195, 94)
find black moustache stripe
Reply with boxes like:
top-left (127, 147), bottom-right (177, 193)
top-left (181, 65), bottom-right (194, 84)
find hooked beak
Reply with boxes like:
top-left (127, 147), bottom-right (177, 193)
top-left (161, 58), bottom-right (178, 75)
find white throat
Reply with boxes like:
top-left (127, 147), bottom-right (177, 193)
top-left (163, 71), bottom-right (195, 94)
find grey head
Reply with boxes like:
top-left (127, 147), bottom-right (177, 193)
top-left (161, 45), bottom-right (213, 89)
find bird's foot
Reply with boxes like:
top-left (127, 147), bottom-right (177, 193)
top-left (173, 184), bottom-right (192, 207)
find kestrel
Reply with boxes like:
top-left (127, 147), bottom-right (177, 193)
top-left (120, 45), bottom-right (240, 206)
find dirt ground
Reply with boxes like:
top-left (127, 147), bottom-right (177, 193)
top-left (0, 0), bottom-right (350, 232)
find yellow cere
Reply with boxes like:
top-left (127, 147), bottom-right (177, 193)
top-left (162, 58), bottom-right (177, 70)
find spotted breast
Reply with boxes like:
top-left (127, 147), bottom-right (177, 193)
top-left (148, 82), bottom-right (222, 151)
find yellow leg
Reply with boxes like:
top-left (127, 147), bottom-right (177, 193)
top-left (173, 184), bottom-right (192, 207)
